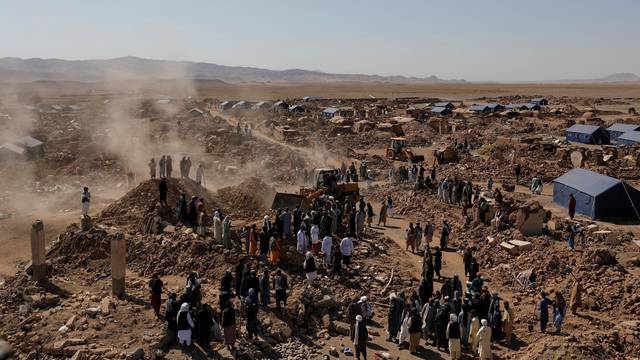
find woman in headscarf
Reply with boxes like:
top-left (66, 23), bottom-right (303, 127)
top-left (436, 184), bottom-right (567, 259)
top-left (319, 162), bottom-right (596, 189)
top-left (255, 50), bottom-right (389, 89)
top-left (303, 252), bottom-right (317, 282)
top-left (222, 216), bottom-right (231, 249)
top-left (352, 314), bottom-right (368, 360)
top-left (221, 300), bottom-right (237, 352)
top-left (446, 314), bottom-right (461, 360)
top-left (268, 237), bottom-right (280, 265)
top-left (475, 319), bottom-right (492, 360)
top-left (176, 302), bottom-right (195, 346)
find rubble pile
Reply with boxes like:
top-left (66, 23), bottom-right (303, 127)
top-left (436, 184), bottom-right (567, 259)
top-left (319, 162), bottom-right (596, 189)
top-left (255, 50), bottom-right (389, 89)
top-left (216, 177), bottom-right (276, 218)
top-left (518, 330), bottom-right (633, 360)
top-left (98, 178), bottom-right (217, 228)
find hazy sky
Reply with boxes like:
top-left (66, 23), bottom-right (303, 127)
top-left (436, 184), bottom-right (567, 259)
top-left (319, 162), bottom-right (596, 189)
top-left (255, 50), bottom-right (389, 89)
top-left (1, 0), bottom-right (639, 82)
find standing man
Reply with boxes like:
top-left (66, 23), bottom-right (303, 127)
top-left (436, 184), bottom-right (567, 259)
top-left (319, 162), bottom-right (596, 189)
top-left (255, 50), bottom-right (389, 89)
top-left (475, 319), bottom-right (492, 360)
top-left (310, 223), bottom-right (320, 253)
top-left (503, 301), bottom-right (514, 346)
top-left (446, 314), bottom-right (461, 360)
top-left (440, 220), bottom-right (450, 250)
top-left (166, 155), bottom-right (173, 178)
top-left (280, 208), bottom-right (292, 238)
top-left (352, 315), bottom-right (368, 360)
top-left (159, 155), bottom-right (166, 178)
top-left (81, 187), bottom-right (91, 217)
top-left (538, 291), bottom-right (551, 333)
top-left (296, 226), bottom-right (307, 254)
top-left (414, 222), bottom-right (422, 252)
top-left (408, 309), bottom-right (423, 355)
top-left (273, 270), bottom-right (288, 313)
top-left (568, 193), bottom-right (576, 219)
top-left (293, 206), bottom-right (302, 234)
top-left (179, 156), bottom-right (186, 178)
top-left (340, 235), bottom-right (354, 268)
top-left (322, 234), bottom-right (333, 267)
top-left (196, 163), bottom-right (206, 187)
top-left (245, 290), bottom-right (259, 339)
top-left (434, 246), bottom-right (442, 279)
top-left (148, 273), bottom-right (163, 316)
top-left (149, 158), bottom-right (157, 179)
top-left (185, 157), bottom-right (192, 178)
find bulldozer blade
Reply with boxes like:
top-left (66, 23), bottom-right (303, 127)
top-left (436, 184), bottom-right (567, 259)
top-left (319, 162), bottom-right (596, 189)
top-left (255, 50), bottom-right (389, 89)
top-left (272, 192), bottom-right (306, 210)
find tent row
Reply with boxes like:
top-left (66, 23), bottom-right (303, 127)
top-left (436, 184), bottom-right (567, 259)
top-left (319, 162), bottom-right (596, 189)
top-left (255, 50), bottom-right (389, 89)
top-left (565, 123), bottom-right (640, 146)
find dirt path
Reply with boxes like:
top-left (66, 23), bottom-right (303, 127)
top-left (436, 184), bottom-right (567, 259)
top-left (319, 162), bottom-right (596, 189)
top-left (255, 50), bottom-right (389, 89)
top-left (210, 110), bottom-right (322, 162)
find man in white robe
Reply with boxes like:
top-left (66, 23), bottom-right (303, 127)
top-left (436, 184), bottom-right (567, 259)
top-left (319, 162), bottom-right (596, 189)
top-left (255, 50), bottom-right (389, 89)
top-left (475, 319), bottom-right (492, 360)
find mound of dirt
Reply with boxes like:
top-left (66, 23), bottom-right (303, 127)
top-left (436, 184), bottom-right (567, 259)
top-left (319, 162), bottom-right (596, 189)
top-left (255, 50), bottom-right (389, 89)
top-left (98, 178), bottom-right (218, 228)
top-left (216, 177), bottom-right (275, 219)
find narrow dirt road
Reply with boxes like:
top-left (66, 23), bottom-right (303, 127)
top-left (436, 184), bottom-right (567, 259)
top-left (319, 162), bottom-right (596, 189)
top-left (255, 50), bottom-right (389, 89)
top-left (210, 110), bottom-right (322, 162)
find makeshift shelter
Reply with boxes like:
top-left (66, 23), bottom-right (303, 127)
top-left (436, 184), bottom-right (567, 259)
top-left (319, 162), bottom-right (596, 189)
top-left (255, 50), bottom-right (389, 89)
top-left (219, 101), bottom-right (234, 111)
top-left (565, 124), bottom-right (609, 144)
top-left (616, 131), bottom-right (640, 146)
top-left (253, 101), bottom-right (271, 110)
top-left (506, 103), bottom-right (540, 111)
top-left (530, 97), bottom-right (548, 106)
top-left (232, 101), bottom-right (249, 109)
top-left (434, 102), bottom-right (455, 109)
top-left (469, 104), bottom-right (490, 114)
top-left (289, 104), bottom-right (305, 113)
top-left (273, 100), bottom-right (289, 111)
top-left (322, 107), bottom-right (339, 119)
top-left (606, 123), bottom-right (640, 141)
top-left (487, 103), bottom-right (505, 112)
top-left (430, 106), bottom-right (452, 117)
top-left (553, 168), bottom-right (640, 219)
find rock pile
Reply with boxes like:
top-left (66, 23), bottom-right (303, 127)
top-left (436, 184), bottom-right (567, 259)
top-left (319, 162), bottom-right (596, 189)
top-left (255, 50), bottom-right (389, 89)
top-left (216, 177), bottom-right (276, 218)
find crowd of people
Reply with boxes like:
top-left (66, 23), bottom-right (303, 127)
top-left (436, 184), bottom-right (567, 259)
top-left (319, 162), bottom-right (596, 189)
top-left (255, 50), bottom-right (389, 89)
top-left (136, 150), bottom-right (589, 360)
top-left (149, 264), bottom-right (290, 354)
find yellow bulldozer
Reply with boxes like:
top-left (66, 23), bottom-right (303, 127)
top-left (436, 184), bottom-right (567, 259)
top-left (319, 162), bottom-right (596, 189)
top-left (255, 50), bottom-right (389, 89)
top-left (272, 168), bottom-right (360, 211)
top-left (386, 137), bottom-right (425, 163)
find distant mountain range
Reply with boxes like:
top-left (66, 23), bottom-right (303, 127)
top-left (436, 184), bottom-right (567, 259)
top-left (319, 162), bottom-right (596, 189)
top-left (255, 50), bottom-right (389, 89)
top-left (0, 57), bottom-right (637, 84)
top-left (0, 56), bottom-right (466, 84)
top-left (544, 72), bottom-right (640, 84)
